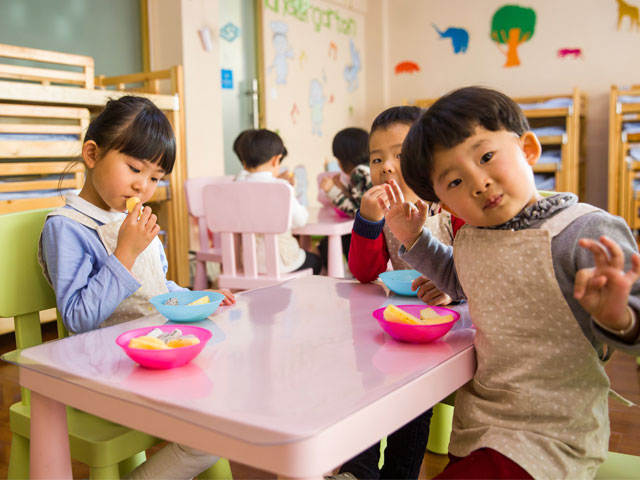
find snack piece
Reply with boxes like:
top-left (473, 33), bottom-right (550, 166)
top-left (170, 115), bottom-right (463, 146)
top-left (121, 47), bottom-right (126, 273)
top-left (129, 335), bottom-right (170, 350)
top-left (167, 337), bottom-right (201, 348)
top-left (126, 196), bottom-right (141, 213)
top-left (187, 295), bottom-right (210, 306)
top-left (419, 308), bottom-right (454, 325)
top-left (383, 304), bottom-right (422, 325)
top-left (163, 297), bottom-right (179, 306)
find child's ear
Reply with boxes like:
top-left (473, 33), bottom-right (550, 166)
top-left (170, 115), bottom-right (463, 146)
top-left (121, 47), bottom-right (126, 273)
top-left (82, 141), bottom-right (99, 168)
top-left (269, 154), bottom-right (282, 167)
top-left (520, 131), bottom-right (541, 166)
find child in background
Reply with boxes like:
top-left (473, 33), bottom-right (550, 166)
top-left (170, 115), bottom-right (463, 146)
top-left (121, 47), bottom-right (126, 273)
top-left (39, 96), bottom-right (234, 479)
top-left (349, 106), bottom-right (464, 305)
top-left (234, 128), bottom-right (322, 274)
top-left (319, 127), bottom-right (372, 217)
top-left (383, 86), bottom-right (640, 479)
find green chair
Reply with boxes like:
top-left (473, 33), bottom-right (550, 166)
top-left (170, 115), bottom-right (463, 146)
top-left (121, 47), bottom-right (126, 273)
top-left (426, 393), bottom-right (455, 455)
top-left (0, 209), bottom-right (232, 480)
top-left (596, 451), bottom-right (640, 479)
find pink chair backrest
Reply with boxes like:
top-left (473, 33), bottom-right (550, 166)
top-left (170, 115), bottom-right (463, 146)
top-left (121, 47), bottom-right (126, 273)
top-left (202, 181), bottom-right (293, 281)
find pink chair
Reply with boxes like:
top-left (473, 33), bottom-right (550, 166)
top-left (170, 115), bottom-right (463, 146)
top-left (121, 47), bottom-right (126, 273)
top-left (202, 181), bottom-right (313, 290)
top-left (184, 176), bottom-right (234, 290)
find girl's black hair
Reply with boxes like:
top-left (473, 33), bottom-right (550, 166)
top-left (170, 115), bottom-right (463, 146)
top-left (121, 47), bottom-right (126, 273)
top-left (233, 129), bottom-right (256, 164)
top-left (84, 95), bottom-right (176, 173)
top-left (239, 129), bottom-right (287, 168)
top-left (401, 86), bottom-right (530, 202)
top-left (370, 106), bottom-right (423, 135)
top-left (332, 127), bottom-right (369, 172)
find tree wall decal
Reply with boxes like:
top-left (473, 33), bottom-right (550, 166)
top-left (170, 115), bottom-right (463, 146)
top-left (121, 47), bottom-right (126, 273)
top-left (490, 5), bottom-right (536, 67)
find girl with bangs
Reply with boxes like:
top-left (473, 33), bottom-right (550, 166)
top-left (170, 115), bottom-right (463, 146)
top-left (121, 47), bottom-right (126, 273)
top-left (39, 96), bottom-right (232, 479)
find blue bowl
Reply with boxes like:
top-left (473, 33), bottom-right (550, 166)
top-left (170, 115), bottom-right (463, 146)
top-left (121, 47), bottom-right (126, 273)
top-left (379, 270), bottom-right (422, 296)
top-left (149, 291), bottom-right (225, 322)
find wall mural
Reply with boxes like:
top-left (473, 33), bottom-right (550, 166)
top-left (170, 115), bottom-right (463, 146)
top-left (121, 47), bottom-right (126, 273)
top-left (557, 47), bottom-right (582, 59)
top-left (432, 24), bottom-right (469, 53)
top-left (309, 78), bottom-right (326, 135)
top-left (616, 0), bottom-right (640, 30)
top-left (268, 21), bottom-right (294, 84)
top-left (490, 5), bottom-right (536, 67)
top-left (343, 38), bottom-right (361, 92)
top-left (394, 61), bottom-right (420, 75)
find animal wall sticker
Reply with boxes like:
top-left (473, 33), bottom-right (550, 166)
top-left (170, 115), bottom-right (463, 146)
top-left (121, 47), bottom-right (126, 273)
top-left (268, 21), bottom-right (294, 84)
top-left (490, 4), bottom-right (536, 67)
top-left (394, 61), bottom-right (421, 74)
top-left (344, 38), bottom-right (361, 92)
top-left (309, 79), bottom-right (326, 136)
top-left (432, 24), bottom-right (469, 53)
top-left (616, 0), bottom-right (640, 30)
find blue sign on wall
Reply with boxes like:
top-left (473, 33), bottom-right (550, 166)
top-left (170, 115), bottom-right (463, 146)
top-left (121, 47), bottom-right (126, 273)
top-left (221, 69), bottom-right (233, 89)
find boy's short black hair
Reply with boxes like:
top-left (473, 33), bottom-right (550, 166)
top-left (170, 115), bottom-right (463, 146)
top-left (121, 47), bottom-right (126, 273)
top-left (233, 129), bottom-right (255, 164)
top-left (238, 129), bottom-right (287, 169)
top-left (332, 127), bottom-right (369, 172)
top-left (401, 86), bottom-right (530, 202)
top-left (370, 105), bottom-right (423, 135)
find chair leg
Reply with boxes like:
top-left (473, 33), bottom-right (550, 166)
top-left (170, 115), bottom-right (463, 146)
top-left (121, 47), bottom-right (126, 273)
top-left (426, 402), bottom-right (454, 455)
top-left (198, 458), bottom-right (233, 480)
top-left (8, 433), bottom-right (30, 480)
top-left (194, 260), bottom-right (208, 290)
top-left (119, 451), bottom-right (147, 478)
top-left (90, 463), bottom-right (121, 480)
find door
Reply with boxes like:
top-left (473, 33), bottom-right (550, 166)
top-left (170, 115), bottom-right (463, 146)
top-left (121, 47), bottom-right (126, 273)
top-left (219, 0), bottom-right (259, 176)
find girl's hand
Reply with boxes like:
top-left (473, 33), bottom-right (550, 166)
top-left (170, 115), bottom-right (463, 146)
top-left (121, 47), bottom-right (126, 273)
top-left (114, 204), bottom-right (160, 271)
top-left (320, 175), bottom-right (334, 192)
top-left (278, 169), bottom-right (295, 186)
top-left (207, 288), bottom-right (235, 305)
top-left (360, 185), bottom-right (388, 221)
top-left (379, 179), bottom-right (428, 249)
top-left (412, 276), bottom-right (452, 305)
top-left (574, 235), bottom-right (640, 331)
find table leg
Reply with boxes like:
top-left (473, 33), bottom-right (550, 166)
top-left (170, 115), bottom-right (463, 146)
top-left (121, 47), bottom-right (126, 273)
top-left (327, 234), bottom-right (345, 278)
top-left (30, 391), bottom-right (72, 479)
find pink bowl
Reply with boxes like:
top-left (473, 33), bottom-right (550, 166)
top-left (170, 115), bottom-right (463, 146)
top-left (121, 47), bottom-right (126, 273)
top-left (372, 304), bottom-right (460, 344)
top-left (115, 325), bottom-right (212, 369)
top-left (333, 207), bottom-right (351, 218)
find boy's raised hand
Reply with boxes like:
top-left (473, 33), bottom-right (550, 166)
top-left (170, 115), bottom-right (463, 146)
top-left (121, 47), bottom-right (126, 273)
top-left (114, 204), bottom-right (160, 271)
top-left (360, 185), bottom-right (388, 221)
top-left (379, 179), bottom-right (428, 249)
top-left (574, 235), bottom-right (640, 332)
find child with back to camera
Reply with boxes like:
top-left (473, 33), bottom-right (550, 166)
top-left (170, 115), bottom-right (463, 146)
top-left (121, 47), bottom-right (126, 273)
top-left (234, 128), bottom-right (322, 274)
top-left (381, 86), bottom-right (640, 479)
top-left (39, 95), bottom-right (234, 479)
top-left (349, 106), bottom-right (465, 305)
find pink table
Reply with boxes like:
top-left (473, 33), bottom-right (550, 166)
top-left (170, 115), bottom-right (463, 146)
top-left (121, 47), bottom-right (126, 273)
top-left (293, 207), bottom-right (354, 278)
top-left (5, 276), bottom-right (475, 479)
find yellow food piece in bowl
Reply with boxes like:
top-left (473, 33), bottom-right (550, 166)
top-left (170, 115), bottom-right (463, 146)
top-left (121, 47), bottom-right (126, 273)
top-left (129, 335), bottom-right (170, 350)
top-left (167, 337), bottom-right (201, 348)
top-left (126, 196), bottom-right (141, 213)
top-left (187, 295), bottom-right (210, 306)
top-left (419, 308), bottom-right (454, 325)
top-left (383, 304), bottom-right (422, 325)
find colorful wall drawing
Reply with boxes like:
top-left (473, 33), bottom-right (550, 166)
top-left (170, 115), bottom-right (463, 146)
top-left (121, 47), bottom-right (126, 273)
top-left (268, 21), bottom-right (294, 84)
top-left (329, 41), bottom-right (338, 59)
top-left (616, 0), bottom-right (640, 30)
top-left (220, 22), bottom-right (240, 42)
top-left (557, 47), bottom-right (582, 59)
top-left (394, 61), bottom-right (421, 74)
top-left (490, 5), bottom-right (536, 67)
top-left (343, 38), bottom-right (361, 92)
top-left (432, 24), bottom-right (469, 53)
top-left (309, 79), bottom-right (326, 136)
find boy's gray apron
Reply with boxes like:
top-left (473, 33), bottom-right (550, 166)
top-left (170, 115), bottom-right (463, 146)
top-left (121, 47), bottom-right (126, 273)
top-left (451, 203), bottom-right (609, 479)
top-left (39, 208), bottom-right (168, 327)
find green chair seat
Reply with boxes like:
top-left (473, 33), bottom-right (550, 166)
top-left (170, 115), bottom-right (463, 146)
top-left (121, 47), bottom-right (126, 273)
top-left (596, 451), bottom-right (640, 479)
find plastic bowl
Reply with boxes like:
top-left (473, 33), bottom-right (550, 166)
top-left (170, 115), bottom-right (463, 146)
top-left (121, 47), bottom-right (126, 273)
top-left (379, 270), bottom-right (422, 296)
top-left (333, 207), bottom-right (351, 219)
top-left (149, 291), bottom-right (224, 322)
top-left (116, 324), bottom-right (212, 369)
top-left (372, 304), bottom-right (460, 343)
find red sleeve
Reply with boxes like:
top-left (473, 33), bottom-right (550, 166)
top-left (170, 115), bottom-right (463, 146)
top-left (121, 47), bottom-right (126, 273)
top-left (450, 215), bottom-right (465, 238)
top-left (348, 231), bottom-right (389, 283)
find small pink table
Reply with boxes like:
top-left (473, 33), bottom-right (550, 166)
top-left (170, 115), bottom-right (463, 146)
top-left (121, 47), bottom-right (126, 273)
top-left (293, 207), bottom-right (354, 278)
top-left (5, 276), bottom-right (475, 479)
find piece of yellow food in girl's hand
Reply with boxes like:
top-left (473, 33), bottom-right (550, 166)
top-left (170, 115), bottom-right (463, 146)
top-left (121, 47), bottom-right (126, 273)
top-left (419, 307), bottom-right (454, 325)
top-left (128, 335), bottom-right (170, 350)
top-left (186, 295), bottom-right (210, 306)
top-left (383, 304), bottom-right (422, 325)
top-left (126, 196), bottom-right (141, 213)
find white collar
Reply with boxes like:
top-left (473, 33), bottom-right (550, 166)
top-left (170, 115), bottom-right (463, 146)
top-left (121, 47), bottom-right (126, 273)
top-left (246, 171), bottom-right (274, 180)
top-left (65, 193), bottom-right (126, 225)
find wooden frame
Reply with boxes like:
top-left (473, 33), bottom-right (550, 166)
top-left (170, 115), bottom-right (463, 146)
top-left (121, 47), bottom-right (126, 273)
top-left (405, 88), bottom-right (586, 197)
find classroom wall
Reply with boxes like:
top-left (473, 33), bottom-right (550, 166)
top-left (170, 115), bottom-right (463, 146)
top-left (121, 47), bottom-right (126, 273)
top-left (376, 0), bottom-right (640, 208)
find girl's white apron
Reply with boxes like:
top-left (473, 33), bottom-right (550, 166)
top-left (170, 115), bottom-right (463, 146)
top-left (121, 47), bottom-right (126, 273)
top-left (451, 203), bottom-right (609, 479)
top-left (39, 207), bottom-right (168, 327)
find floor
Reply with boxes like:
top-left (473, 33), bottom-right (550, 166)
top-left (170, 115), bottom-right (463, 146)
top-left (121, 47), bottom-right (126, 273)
top-left (1, 321), bottom-right (638, 479)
